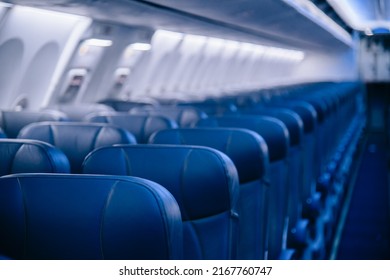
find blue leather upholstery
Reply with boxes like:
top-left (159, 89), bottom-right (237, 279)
top-left (0, 139), bottom-right (70, 174)
top-left (130, 106), bottom-right (207, 128)
top-left (197, 115), bottom-right (293, 259)
top-left (150, 128), bottom-right (270, 259)
top-left (0, 110), bottom-right (68, 138)
top-left (241, 108), bottom-right (310, 256)
top-left (46, 103), bottom-right (114, 121)
top-left (0, 174), bottom-right (182, 260)
top-left (17, 122), bottom-right (136, 173)
top-left (82, 144), bottom-right (239, 260)
top-left (86, 112), bottom-right (178, 143)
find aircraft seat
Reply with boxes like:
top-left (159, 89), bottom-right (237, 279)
top-left (0, 110), bottom-right (69, 138)
top-left (45, 103), bottom-right (114, 121)
top-left (82, 144), bottom-right (239, 260)
top-left (196, 115), bottom-right (294, 260)
top-left (17, 122), bottom-right (136, 173)
top-left (130, 106), bottom-right (207, 128)
top-left (0, 139), bottom-right (70, 175)
top-left (0, 174), bottom-right (182, 260)
top-left (150, 127), bottom-right (269, 260)
top-left (86, 113), bottom-right (178, 143)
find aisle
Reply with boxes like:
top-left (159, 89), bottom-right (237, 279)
top-left (336, 134), bottom-right (390, 259)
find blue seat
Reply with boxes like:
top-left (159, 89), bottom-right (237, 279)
top-left (150, 127), bottom-right (269, 259)
top-left (196, 115), bottom-right (293, 259)
top-left (0, 174), bottom-right (182, 260)
top-left (130, 106), bottom-right (207, 128)
top-left (0, 139), bottom-right (70, 175)
top-left (86, 112), bottom-right (178, 143)
top-left (0, 110), bottom-right (68, 138)
top-left (17, 122), bottom-right (136, 173)
top-left (46, 103), bottom-right (115, 121)
top-left (82, 144), bottom-right (239, 260)
top-left (240, 108), bottom-right (311, 252)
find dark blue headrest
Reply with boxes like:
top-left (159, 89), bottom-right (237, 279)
top-left (296, 97), bottom-right (327, 123)
top-left (130, 106), bottom-right (207, 128)
top-left (18, 122), bottom-right (136, 173)
top-left (150, 128), bottom-right (269, 184)
top-left (86, 113), bottom-right (178, 143)
top-left (0, 174), bottom-right (182, 260)
top-left (242, 108), bottom-right (303, 147)
top-left (83, 144), bottom-right (238, 221)
top-left (0, 110), bottom-right (69, 138)
top-left (197, 116), bottom-right (289, 162)
top-left (0, 139), bottom-right (70, 175)
top-left (270, 101), bottom-right (317, 134)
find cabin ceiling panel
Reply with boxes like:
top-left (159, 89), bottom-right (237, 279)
top-left (4, 0), bottom-right (352, 51)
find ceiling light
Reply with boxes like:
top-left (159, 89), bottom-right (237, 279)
top-left (83, 39), bottom-right (113, 47)
top-left (129, 43), bottom-right (151, 51)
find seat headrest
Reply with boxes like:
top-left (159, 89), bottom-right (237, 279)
top-left (271, 101), bottom-right (317, 134)
top-left (83, 144), bottom-right (239, 222)
top-left (0, 139), bottom-right (70, 175)
top-left (150, 128), bottom-right (269, 184)
top-left (18, 122), bottom-right (136, 173)
top-left (0, 174), bottom-right (182, 260)
top-left (0, 110), bottom-right (68, 138)
top-left (45, 104), bottom-right (114, 121)
top-left (242, 108), bottom-right (303, 147)
top-left (86, 113), bottom-right (178, 143)
top-left (197, 116), bottom-right (289, 162)
top-left (130, 106), bottom-right (207, 128)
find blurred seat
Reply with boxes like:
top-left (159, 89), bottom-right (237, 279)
top-left (150, 127), bottom-right (269, 259)
top-left (45, 103), bottom-right (114, 121)
top-left (0, 174), bottom-right (182, 260)
top-left (82, 144), bottom-right (239, 260)
top-left (197, 115), bottom-right (294, 259)
top-left (130, 106), bottom-right (207, 128)
top-left (0, 110), bottom-right (68, 138)
top-left (86, 112), bottom-right (178, 143)
top-left (18, 122), bottom-right (136, 173)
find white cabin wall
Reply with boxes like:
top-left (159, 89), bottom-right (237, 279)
top-left (289, 47), bottom-right (360, 84)
top-left (0, 6), bottom-right (90, 110)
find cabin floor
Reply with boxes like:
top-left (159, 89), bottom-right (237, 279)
top-left (334, 131), bottom-right (390, 259)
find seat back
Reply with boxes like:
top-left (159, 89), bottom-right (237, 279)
top-left (18, 122), bottom-right (136, 173)
top-left (46, 103), bottom-right (115, 121)
top-left (130, 106), bottom-right (207, 128)
top-left (197, 115), bottom-right (291, 259)
top-left (150, 128), bottom-right (269, 259)
top-left (0, 139), bottom-right (70, 175)
top-left (0, 110), bottom-right (68, 138)
top-left (82, 144), bottom-right (239, 260)
top-left (241, 108), bottom-right (305, 241)
top-left (0, 174), bottom-right (182, 260)
top-left (86, 113), bottom-right (178, 143)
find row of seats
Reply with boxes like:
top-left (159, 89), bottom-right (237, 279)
top-left (0, 139), bottom-right (239, 259)
top-left (0, 82), bottom-right (365, 260)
